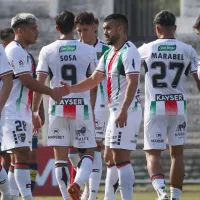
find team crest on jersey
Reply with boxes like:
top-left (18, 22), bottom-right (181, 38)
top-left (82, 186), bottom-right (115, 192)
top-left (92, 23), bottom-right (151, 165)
top-left (19, 59), bottom-right (25, 67)
top-left (59, 45), bottom-right (76, 52)
top-left (18, 132), bottom-right (26, 142)
top-left (97, 52), bottom-right (102, 60)
top-left (158, 45), bottom-right (176, 51)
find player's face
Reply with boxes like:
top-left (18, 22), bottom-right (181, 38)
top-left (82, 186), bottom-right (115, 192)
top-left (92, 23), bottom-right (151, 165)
top-left (194, 28), bottom-right (200, 36)
top-left (103, 20), bottom-right (120, 45)
top-left (76, 24), bottom-right (96, 43)
top-left (22, 23), bottom-right (38, 45)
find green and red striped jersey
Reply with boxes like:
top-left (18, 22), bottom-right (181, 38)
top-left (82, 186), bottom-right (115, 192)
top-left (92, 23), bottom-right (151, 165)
top-left (96, 41), bottom-right (141, 111)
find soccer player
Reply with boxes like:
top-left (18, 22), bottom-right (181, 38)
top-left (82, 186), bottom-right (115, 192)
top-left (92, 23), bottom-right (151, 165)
top-left (59, 13), bottom-right (142, 200)
top-left (0, 28), bottom-right (15, 173)
top-left (0, 28), bottom-right (15, 48)
top-left (138, 10), bottom-right (200, 200)
top-left (32, 11), bottom-right (97, 200)
top-left (2, 13), bottom-right (62, 200)
top-left (0, 42), bottom-right (13, 200)
top-left (193, 15), bottom-right (200, 36)
top-left (73, 12), bottom-right (109, 200)
top-left (0, 27), bottom-right (45, 194)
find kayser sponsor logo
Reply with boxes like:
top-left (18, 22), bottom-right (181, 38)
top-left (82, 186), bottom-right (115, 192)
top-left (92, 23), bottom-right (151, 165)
top-left (155, 94), bottom-right (184, 101)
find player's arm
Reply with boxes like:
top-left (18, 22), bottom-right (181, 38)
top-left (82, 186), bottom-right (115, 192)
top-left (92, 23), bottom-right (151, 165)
top-left (190, 47), bottom-right (200, 90)
top-left (115, 46), bottom-right (141, 128)
top-left (38, 99), bottom-right (45, 126)
top-left (121, 74), bottom-right (139, 112)
top-left (0, 73), bottom-right (13, 115)
top-left (0, 46), bottom-right (13, 117)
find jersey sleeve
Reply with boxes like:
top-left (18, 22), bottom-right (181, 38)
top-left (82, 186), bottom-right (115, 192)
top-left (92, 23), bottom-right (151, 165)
top-left (96, 53), bottom-right (106, 74)
top-left (0, 45), bottom-right (13, 77)
top-left (36, 47), bottom-right (49, 75)
top-left (138, 43), bottom-right (148, 60)
top-left (6, 48), bottom-right (29, 77)
top-left (122, 46), bottom-right (141, 75)
top-left (190, 46), bottom-right (198, 74)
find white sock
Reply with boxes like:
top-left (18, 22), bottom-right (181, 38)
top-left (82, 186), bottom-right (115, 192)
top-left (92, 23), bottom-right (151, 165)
top-left (0, 166), bottom-right (10, 199)
top-left (104, 165), bottom-right (119, 200)
top-left (116, 162), bottom-right (134, 200)
top-left (170, 186), bottom-right (182, 200)
top-left (88, 150), bottom-right (102, 200)
top-left (74, 155), bottom-right (93, 187)
top-left (14, 163), bottom-right (32, 198)
top-left (68, 147), bottom-right (80, 168)
top-left (8, 165), bottom-right (19, 197)
top-left (151, 174), bottom-right (166, 198)
top-left (23, 195), bottom-right (34, 200)
top-left (55, 161), bottom-right (70, 200)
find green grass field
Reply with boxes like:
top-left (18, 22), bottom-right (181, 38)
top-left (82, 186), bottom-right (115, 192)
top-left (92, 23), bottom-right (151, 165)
top-left (20, 185), bottom-right (200, 200)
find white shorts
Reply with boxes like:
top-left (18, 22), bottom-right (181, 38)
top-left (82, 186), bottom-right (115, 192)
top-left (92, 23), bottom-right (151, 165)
top-left (144, 115), bottom-right (187, 150)
top-left (48, 115), bottom-right (96, 149)
top-left (105, 110), bottom-right (142, 150)
top-left (94, 110), bottom-right (109, 139)
top-left (1, 120), bottom-right (32, 151)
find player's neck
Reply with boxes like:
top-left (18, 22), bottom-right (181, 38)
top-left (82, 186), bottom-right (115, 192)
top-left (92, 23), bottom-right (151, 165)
top-left (60, 32), bottom-right (74, 40)
top-left (113, 37), bottom-right (127, 51)
top-left (14, 36), bottom-right (29, 48)
top-left (159, 34), bottom-right (175, 39)
top-left (87, 37), bottom-right (98, 46)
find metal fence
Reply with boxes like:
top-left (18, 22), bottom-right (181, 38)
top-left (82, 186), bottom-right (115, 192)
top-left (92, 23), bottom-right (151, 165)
top-left (114, 0), bottom-right (180, 46)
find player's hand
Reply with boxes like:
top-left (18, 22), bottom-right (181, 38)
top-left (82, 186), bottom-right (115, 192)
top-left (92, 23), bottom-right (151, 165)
top-left (115, 109), bottom-right (127, 128)
top-left (32, 114), bottom-right (42, 134)
top-left (60, 81), bottom-right (71, 96)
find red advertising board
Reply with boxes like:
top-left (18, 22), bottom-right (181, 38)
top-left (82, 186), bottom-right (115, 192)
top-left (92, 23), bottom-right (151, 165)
top-left (33, 146), bottom-right (71, 196)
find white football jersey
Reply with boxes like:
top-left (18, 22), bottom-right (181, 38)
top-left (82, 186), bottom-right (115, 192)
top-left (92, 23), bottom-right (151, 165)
top-left (93, 39), bottom-right (109, 111)
top-left (37, 40), bottom-right (97, 119)
top-left (5, 41), bottom-right (34, 123)
top-left (96, 41), bottom-right (141, 111)
top-left (0, 44), bottom-right (13, 126)
top-left (138, 39), bottom-right (198, 116)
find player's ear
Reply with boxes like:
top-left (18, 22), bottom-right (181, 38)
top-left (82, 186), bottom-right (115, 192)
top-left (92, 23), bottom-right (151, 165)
top-left (174, 25), bottom-right (177, 31)
top-left (56, 25), bottom-right (60, 32)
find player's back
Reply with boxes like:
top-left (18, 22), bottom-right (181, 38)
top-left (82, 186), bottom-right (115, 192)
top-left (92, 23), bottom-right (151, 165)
top-left (139, 39), bottom-right (198, 115)
top-left (37, 40), bottom-right (96, 118)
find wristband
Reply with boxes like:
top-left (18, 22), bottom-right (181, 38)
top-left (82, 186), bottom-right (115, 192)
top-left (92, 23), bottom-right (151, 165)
top-left (33, 111), bottom-right (39, 116)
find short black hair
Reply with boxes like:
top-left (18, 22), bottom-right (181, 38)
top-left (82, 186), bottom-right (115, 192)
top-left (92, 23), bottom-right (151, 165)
top-left (94, 18), bottom-right (99, 26)
top-left (193, 15), bottom-right (200, 29)
top-left (154, 10), bottom-right (176, 26)
top-left (0, 28), bottom-right (14, 41)
top-left (55, 11), bottom-right (75, 34)
top-left (75, 12), bottom-right (95, 25)
top-left (104, 13), bottom-right (128, 30)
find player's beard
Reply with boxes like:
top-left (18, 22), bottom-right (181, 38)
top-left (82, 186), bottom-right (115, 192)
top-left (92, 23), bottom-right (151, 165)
top-left (106, 35), bottom-right (119, 45)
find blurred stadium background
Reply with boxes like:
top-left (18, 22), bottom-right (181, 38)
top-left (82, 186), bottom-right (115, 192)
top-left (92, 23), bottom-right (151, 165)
top-left (1, 0), bottom-right (200, 199)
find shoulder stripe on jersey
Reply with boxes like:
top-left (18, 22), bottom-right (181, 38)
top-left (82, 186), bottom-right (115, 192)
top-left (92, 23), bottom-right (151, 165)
top-left (37, 71), bottom-right (49, 75)
top-left (143, 61), bottom-right (148, 74)
top-left (126, 72), bottom-right (139, 75)
top-left (0, 70), bottom-right (13, 78)
top-left (96, 69), bottom-right (105, 74)
top-left (15, 71), bottom-right (31, 76)
top-left (126, 42), bottom-right (130, 47)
